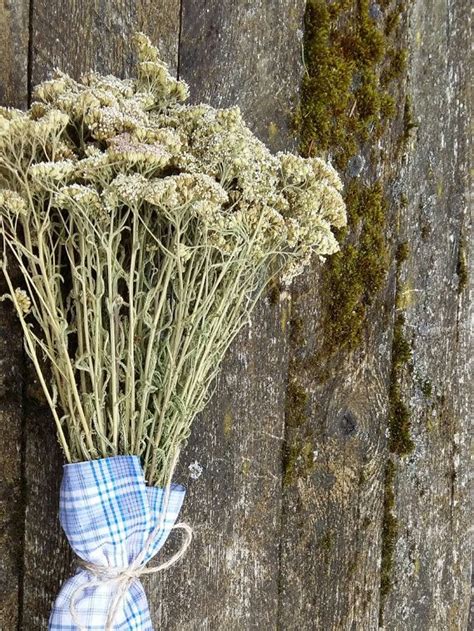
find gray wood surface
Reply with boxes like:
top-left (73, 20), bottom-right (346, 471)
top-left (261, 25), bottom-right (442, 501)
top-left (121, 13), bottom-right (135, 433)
top-left (382, 0), bottom-right (471, 627)
top-left (0, 0), bottom-right (471, 629)
top-left (0, 2), bottom-right (29, 627)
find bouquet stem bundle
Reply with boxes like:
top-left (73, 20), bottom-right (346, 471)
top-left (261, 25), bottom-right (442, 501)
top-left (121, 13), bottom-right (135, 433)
top-left (0, 33), bottom-right (346, 487)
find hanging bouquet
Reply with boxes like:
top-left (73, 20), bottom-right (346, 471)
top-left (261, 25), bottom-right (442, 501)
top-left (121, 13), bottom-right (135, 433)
top-left (0, 33), bottom-right (346, 630)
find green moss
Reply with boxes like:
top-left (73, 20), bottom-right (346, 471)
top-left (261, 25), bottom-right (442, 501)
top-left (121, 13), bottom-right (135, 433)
top-left (379, 459), bottom-right (398, 622)
top-left (388, 313), bottom-right (414, 455)
top-left (286, 379), bottom-right (309, 428)
top-left (283, 433), bottom-right (315, 486)
top-left (319, 531), bottom-right (333, 552)
top-left (295, 0), bottom-right (402, 170)
top-left (391, 313), bottom-right (411, 366)
top-left (456, 238), bottom-right (468, 293)
top-left (420, 378), bottom-right (432, 398)
top-left (395, 241), bottom-right (409, 264)
top-left (381, 48), bottom-right (408, 86)
top-left (295, 0), bottom-right (355, 166)
top-left (388, 396), bottom-right (413, 454)
top-left (294, 0), bottom-right (410, 361)
top-left (384, 5), bottom-right (403, 36)
top-left (400, 94), bottom-right (417, 148)
top-left (320, 181), bottom-right (390, 355)
top-left (283, 442), bottom-right (300, 487)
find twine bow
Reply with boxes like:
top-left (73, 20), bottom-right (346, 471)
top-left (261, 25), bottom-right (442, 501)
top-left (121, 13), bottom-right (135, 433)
top-left (69, 520), bottom-right (193, 630)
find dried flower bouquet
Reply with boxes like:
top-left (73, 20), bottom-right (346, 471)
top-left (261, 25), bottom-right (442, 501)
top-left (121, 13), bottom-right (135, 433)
top-left (0, 33), bottom-right (346, 630)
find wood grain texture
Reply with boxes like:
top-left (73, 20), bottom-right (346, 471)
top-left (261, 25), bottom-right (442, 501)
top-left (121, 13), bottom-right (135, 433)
top-left (152, 2), bottom-right (305, 628)
top-left (0, 0), bottom-right (471, 628)
top-left (0, 0), bottom-right (29, 108)
top-left (279, 246), bottom-right (393, 629)
top-left (21, 2), bottom-right (180, 627)
top-left (0, 1), bottom-right (29, 628)
top-left (0, 292), bottom-right (25, 629)
top-left (382, 0), bottom-right (471, 627)
top-left (29, 0), bottom-right (180, 80)
top-left (278, 0), bottom-right (472, 627)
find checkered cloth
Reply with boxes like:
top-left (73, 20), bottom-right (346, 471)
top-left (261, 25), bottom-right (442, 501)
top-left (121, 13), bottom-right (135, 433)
top-left (49, 455), bottom-right (186, 630)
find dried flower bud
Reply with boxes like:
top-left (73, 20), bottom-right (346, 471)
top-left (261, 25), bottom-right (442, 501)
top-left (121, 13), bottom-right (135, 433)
top-left (14, 288), bottom-right (32, 315)
top-left (0, 189), bottom-right (28, 216)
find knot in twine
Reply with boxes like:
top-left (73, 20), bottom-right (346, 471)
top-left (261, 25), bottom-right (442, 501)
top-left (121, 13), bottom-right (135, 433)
top-left (70, 521), bottom-right (193, 631)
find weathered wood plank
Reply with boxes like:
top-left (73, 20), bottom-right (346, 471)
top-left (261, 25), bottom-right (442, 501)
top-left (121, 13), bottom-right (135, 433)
top-left (279, 0), bottom-right (472, 628)
top-left (0, 0), bottom-right (469, 629)
top-left (279, 256), bottom-right (393, 629)
top-left (277, 9), bottom-right (407, 631)
top-left (29, 2), bottom-right (180, 80)
top-left (21, 3), bottom-right (180, 627)
top-left (382, 0), bottom-right (471, 627)
top-left (0, 2), bottom-right (29, 628)
top-left (153, 2), bottom-right (305, 628)
top-left (0, 0), bottom-right (29, 108)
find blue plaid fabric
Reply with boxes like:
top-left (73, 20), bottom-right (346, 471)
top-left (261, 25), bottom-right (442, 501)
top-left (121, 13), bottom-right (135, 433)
top-left (49, 456), bottom-right (186, 630)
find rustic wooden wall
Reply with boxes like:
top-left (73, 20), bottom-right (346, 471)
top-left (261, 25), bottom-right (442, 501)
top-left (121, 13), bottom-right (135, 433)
top-left (0, 0), bottom-right (470, 630)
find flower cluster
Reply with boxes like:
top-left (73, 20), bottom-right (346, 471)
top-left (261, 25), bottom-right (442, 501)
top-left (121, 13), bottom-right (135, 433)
top-left (0, 33), bottom-right (346, 485)
top-left (1, 32), bottom-right (345, 282)
top-left (0, 189), bottom-right (28, 216)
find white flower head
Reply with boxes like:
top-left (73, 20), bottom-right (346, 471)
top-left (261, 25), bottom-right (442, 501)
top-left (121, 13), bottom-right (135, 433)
top-left (14, 288), bottom-right (32, 315)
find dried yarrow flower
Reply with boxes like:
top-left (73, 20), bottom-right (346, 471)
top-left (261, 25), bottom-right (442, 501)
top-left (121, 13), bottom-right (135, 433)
top-left (0, 32), bottom-right (346, 488)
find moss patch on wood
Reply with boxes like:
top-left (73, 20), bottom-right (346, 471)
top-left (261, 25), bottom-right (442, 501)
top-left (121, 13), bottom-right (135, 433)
top-left (321, 180), bottom-right (390, 354)
top-left (291, 0), bottom-right (409, 362)
top-left (285, 378), bottom-right (309, 428)
top-left (399, 93), bottom-right (417, 149)
top-left (395, 241), bottom-right (409, 264)
top-left (378, 239), bottom-right (413, 619)
top-left (285, 0), bottom-right (410, 492)
top-left (388, 244), bottom-right (415, 455)
top-left (283, 431), bottom-right (316, 487)
top-left (294, 0), bottom-right (404, 171)
top-left (379, 458), bottom-right (398, 623)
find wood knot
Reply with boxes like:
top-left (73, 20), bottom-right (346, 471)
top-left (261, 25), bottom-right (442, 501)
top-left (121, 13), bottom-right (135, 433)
top-left (340, 410), bottom-right (357, 436)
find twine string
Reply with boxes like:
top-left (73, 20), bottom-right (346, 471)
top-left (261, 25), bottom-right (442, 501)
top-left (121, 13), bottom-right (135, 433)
top-left (70, 521), bottom-right (192, 631)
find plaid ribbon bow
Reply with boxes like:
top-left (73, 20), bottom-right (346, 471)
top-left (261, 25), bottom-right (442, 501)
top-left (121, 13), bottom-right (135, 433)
top-left (49, 456), bottom-right (188, 630)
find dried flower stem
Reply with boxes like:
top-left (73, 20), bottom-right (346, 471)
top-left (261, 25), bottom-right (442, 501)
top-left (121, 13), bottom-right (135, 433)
top-left (0, 33), bottom-right (346, 485)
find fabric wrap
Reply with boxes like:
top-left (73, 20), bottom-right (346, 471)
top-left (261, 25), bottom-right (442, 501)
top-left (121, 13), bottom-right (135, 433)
top-left (49, 455), bottom-right (186, 630)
